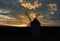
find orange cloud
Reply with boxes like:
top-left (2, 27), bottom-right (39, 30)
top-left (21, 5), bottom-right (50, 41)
top-left (18, 0), bottom-right (42, 10)
top-left (29, 12), bottom-right (37, 21)
top-left (48, 3), bottom-right (57, 11)
top-left (18, 14), bottom-right (30, 24)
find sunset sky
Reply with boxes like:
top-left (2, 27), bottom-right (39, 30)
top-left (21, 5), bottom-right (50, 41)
top-left (0, 0), bottom-right (60, 27)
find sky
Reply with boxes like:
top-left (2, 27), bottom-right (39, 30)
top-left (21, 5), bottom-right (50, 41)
top-left (0, 0), bottom-right (60, 27)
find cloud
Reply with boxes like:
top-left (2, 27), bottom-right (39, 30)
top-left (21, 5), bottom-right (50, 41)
top-left (18, 0), bottom-right (42, 10)
top-left (0, 14), bottom-right (16, 20)
top-left (18, 14), bottom-right (30, 24)
top-left (0, 9), bottom-right (12, 13)
top-left (0, 14), bottom-right (29, 27)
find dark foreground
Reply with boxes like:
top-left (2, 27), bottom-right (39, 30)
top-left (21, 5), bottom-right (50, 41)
top-left (0, 26), bottom-right (60, 40)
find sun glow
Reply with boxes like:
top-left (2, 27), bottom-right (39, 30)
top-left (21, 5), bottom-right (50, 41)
top-left (10, 24), bottom-right (29, 27)
top-left (0, 23), bottom-right (29, 27)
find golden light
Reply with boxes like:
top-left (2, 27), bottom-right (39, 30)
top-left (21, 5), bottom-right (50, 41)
top-left (10, 24), bottom-right (29, 27)
top-left (0, 14), bottom-right (31, 27)
top-left (19, 0), bottom-right (24, 2)
top-left (50, 12), bottom-right (55, 15)
top-left (48, 3), bottom-right (57, 11)
top-left (18, 15), bottom-right (30, 24)
top-left (37, 16), bottom-right (44, 20)
top-left (0, 24), bottom-right (29, 27)
top-left (29, 12), bottom-right (37, 21)
top-left (30, 13), bottom-right (36, 18)
top-left (18, 0), bottom-right (42, 10)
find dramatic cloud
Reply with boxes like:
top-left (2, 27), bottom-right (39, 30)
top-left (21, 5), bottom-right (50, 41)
top-left (18, 14), bottom-right (30, 24)
top-left (0, 0), bottom-right (60, 27)
top-left (18, 0), bottom-right (42, 10)
top-left (0, 14), bottom-right (16, 21)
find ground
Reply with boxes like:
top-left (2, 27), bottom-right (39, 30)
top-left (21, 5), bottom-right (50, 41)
top-left (0, 26), bottom-right (60, 40)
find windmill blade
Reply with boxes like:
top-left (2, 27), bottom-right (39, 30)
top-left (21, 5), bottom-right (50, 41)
top-left (25, 12), bottom-right (31, 21)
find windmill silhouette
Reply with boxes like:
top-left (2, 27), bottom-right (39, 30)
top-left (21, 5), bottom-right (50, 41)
top-left (25, 12), bottom-right (41, 37)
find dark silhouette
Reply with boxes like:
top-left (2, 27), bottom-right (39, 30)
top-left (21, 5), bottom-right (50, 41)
top-left (30, 18), bottom-right (41, 37)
